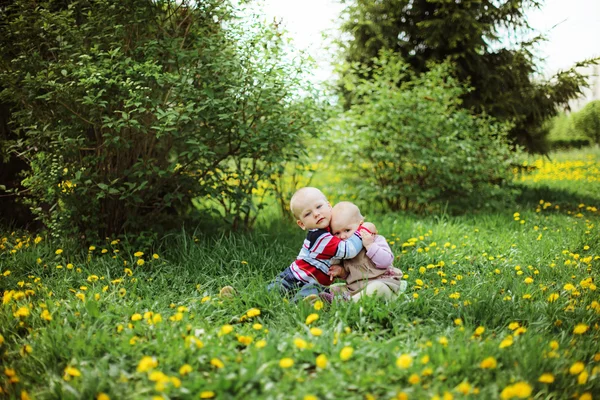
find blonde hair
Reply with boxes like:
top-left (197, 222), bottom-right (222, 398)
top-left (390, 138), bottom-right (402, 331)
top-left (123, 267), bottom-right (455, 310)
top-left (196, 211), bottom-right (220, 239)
top-left (332, 201), bottom-right (363, 223)
top-left (289, 187), bottom-right (327, 219)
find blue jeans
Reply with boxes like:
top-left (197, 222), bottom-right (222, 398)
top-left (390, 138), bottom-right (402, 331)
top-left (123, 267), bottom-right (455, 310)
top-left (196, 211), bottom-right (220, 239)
top-left (267, 267), bottom-right (324, 301)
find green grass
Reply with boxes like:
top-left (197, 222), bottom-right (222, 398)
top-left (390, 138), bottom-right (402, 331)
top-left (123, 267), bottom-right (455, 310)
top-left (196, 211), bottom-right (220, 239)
top-left (1, 150), bottom-right (600, 400)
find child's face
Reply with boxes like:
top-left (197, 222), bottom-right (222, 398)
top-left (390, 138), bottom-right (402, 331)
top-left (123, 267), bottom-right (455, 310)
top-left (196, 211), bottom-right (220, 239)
top-left (330, 210), bottom-right (362, 240)
top-left (295, 192), bottom-right (332, 231)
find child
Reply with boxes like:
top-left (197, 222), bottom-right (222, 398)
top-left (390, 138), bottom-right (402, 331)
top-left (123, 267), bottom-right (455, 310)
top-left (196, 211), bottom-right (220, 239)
top-left (326, 201), bottom-right (405, 302)
top-left (268, 187), bottom-right (369, 299)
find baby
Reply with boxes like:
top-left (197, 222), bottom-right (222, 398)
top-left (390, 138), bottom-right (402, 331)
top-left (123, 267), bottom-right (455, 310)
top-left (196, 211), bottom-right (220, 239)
top-left (326, 202), bottom-right (405, 302)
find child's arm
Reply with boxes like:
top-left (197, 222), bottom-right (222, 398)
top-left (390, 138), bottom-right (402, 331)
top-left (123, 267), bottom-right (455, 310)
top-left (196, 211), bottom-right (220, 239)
top-left (365, 235), bottom-right (394, 269)
top-left (330, 230), bottom-right (364, 260)
top-left (309, 229), bottom-right (364, 261)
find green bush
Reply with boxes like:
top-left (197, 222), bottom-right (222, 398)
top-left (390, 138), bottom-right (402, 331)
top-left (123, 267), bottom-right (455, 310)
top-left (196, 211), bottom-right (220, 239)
top-left (333, 52), bottom-right (519, 213)
top-left (0, 0), bottom-right (324, 240)
top-left (573, 100), bottom-right (600, 145)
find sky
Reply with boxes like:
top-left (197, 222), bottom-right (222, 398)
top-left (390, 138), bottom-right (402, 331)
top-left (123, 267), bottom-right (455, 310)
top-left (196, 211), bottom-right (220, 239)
top-left (259, 0), bottom-right (600, 84)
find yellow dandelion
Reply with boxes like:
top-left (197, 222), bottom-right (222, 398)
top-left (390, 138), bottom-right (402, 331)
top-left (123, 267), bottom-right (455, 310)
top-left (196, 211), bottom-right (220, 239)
top-left (573, 324), bottom-right (589, 334)
top-left (408, 373), bottom-right (420, 384)
top-left (538, 373), bottom-right (554, 383)
top-left (340, 346), bottom-right (353, 361)
top-left (570, 362), bottom-right (585, 375)
top-left (316, 354), bottom-right (328, 369)
top-left (294, 338), bottom-right (308, 349)
top-left (396, 354), bottom-right (413, 369)
top-left (246, 308), bottom-right (260, 318)
top-left (199, 391), bottom-right (215, 399)
top-left (305, 313), bottom-right (319, 325)
top-left (279, 358), bottom-right (294, 368)
top-left (41, 309), bottom-right (52, 321)
top-left (137, 356), bottom-right (158, 372)
top-left (480, 357), bottom-right (497, 369)
top-left (210, 358), bottom-right (225, 369)
top-left (310, 327), bottom-right (323, 336)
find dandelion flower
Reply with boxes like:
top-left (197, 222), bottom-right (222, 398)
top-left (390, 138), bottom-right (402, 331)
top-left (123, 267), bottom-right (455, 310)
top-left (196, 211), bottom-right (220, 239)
top-left (340, 346), bottom-right (353, 361)
top-left (55, 249), bottom-right (63, 255)
top-left (137, 356), bottom-right (158, 372)
top-left (578, 370), bottom-right (588, 384)
top-left (294, 338), bottom-right (308, 349)
top-left (279, 358), bottom-right (294, 368)
top-left (569, 362), bottom-right (585, 375)
top-left (480, 357), bottom-right (497, 369)
top-left (210, 358), bottom-right (225, 369)
top-left (573, 324), bottom-right (589, 334)
top-left (456, 381), bottom-right (471, 394)
top-left (310, 327), bottom-right (323, 336)
top-left (538, 373), bottom-right (554, 383)
top-left (41, 309), bottom-right (52, 321)
top-left (316, 354), bottom-right (328, 369)
top-left (408, 373), bottom-right (420, 384)
top-left (246, 308), bottom-right (260, 318)
top-left (499, 336), bottom-right (513, 348)
top-left (500, 382), bottom-right (532, 399)
top-left (305, 313), bottom-right (319, 325)
top-left (199, 391), bottom-right (215, 399)
top-left (396, 354), bottom-right (413, 369)
top-left (63, 366), bottom-right (81, 380)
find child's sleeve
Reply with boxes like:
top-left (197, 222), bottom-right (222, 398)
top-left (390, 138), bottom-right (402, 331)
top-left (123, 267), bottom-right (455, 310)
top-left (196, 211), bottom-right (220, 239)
top-left (318, 232), bottom-right (363, 260)
top-left (365, 235), bottom-right (394, 269)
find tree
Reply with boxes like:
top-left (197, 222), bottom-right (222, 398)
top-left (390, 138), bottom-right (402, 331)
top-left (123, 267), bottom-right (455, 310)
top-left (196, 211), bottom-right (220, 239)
top-left (573, 100), bottom-right (600, 145)
top-left (0, 0), bottom-right (325, 239)
top-left (337, 0), bottom-right (597, 152)
top-left (335, 52), bottom-right (518, 213)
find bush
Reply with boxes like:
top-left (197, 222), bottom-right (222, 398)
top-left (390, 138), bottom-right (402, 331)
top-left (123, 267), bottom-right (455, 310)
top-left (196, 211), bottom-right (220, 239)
top-left (573, 100), bottom-right (600, 145)
top-left (333, 52), bottom-right (519, 213)
top-left (0, 0), bottom-right (325, 240)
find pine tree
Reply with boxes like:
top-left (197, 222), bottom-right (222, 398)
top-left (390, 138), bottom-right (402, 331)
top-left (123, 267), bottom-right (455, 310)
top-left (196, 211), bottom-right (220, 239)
top-left (337, 0), bottom-right (597, 152)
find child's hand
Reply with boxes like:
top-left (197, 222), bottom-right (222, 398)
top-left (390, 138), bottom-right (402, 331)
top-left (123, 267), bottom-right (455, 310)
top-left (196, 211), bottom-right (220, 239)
top-left (328, 265), bottom-right (347, 281)
top-left (362, 231), bottom-right (375, 249)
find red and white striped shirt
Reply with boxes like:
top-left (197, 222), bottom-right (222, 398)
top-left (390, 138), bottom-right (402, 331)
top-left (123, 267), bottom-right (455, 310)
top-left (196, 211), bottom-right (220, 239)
top-left (288, 227), bottom-right (367, 286)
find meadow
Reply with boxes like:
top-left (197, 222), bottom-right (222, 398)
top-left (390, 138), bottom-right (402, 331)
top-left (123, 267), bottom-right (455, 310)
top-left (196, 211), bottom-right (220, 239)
top-left (1, 148), bottom-right (599, 400)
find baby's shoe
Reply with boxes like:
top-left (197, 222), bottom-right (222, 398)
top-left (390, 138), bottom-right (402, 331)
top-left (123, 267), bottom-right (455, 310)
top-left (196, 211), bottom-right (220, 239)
top-left (219, 285), bottom-right (236, 298)
top-left (303, 294), bottom-right (319, 305)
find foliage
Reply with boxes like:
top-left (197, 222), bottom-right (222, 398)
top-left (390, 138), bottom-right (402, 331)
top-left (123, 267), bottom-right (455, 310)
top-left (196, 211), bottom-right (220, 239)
top-left (336, 0), bottom-right (597, 153)
top-left (543, 112), bottom-right (589, 150)
top-left (573, 100), bottom-right (600, 145)
top-left (1, 149), bottom-right (599, 398)
top-left (334, 53), bottom-right (519, 213)
top-left (0, 0), bottom-right (325, 240)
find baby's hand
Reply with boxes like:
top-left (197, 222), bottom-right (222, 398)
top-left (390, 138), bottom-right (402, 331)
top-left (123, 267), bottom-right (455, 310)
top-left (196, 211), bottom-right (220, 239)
top-left (362, 231), bottom-right (375, 248)
top-left (328, 265), bottom-right (347, 281)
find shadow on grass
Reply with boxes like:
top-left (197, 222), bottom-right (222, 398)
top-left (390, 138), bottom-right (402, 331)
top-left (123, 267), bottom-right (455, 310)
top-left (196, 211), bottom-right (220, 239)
top-left (515, 183), bottom-right (600, 209)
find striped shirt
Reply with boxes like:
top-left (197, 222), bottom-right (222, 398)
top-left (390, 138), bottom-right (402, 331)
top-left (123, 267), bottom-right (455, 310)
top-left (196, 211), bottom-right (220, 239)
top-left (288, 227), bottom-right (365, 286)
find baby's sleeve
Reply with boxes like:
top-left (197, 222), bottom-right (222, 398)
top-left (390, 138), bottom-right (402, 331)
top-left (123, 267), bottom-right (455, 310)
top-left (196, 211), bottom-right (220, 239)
top-left (365, 235), bottom-right (394, 269)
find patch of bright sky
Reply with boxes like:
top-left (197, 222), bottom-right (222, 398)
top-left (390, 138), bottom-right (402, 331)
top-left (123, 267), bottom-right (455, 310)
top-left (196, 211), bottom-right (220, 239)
top-left (258, 0), bottom-right (600, 84)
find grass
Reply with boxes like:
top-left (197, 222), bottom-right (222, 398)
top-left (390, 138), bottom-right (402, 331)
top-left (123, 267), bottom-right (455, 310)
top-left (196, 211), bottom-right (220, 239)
top-left (1, 149), bottom-right (599, 400)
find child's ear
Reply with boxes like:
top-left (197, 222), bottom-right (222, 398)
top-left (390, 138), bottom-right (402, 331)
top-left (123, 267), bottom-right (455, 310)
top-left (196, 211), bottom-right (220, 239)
top-left (296, 219), bottom-right (306, 230)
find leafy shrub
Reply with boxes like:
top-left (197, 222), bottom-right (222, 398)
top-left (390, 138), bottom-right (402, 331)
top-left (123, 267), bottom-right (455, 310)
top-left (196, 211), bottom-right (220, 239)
top-left (333, 52), bottom-right (519, 213)
top-left (0, 0), bottom-right (325, 240)
top-left (573, 100), bottom-right (600, 145)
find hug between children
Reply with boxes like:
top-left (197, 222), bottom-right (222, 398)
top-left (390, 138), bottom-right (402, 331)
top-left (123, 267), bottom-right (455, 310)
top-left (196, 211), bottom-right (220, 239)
top-left (268, 187), bottom-right (407, 302)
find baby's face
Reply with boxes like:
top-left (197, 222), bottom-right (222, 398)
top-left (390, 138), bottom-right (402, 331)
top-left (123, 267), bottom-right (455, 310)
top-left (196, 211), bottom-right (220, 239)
top-left (330, 211), bottom-right (361, 240)
top-left (295, 191), bottom-right (332, 231)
